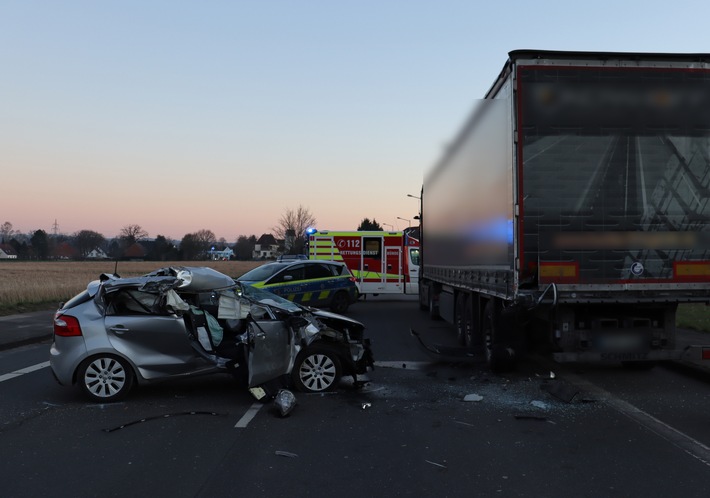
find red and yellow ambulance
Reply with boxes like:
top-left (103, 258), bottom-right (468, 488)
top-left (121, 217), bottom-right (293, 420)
top-left (307, 229), bottom-right (420, 295)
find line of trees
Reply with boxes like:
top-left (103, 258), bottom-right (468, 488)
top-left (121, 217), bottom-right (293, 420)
top-left (0, 222), bottom-right (260, 262)
top-left (1, 206), bottom-right (398, 262)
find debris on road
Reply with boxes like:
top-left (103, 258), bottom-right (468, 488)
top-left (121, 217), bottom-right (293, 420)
top-left (273, 389), bottom-right (297, 417)
top-left (275, 451), bottom-right (298, 458)
top-left (102, 411), bottom-right (224, 433)
top-left (463, 393), bottom-right (483, 402)
top-left (530, 400), bottom-right (549, 410)
top-left (425, 460), bottom-right (448, 469)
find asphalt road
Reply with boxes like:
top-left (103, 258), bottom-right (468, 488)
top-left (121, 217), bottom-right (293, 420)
top-left (2, 296), bottom-right (710, 497)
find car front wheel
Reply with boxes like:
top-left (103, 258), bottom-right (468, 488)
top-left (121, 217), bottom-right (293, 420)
top-left (292, 346), bottom-right (342, 393)
top-left (77, 355), bottom-right (135, 402)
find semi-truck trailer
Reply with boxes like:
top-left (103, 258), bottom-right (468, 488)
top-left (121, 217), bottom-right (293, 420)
top-left (418, 50), bottom-right (710, 369)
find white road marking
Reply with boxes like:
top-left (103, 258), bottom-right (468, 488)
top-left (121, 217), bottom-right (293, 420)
top-left (0, 361), bottom-right (50, 383)
top-left (235, 402), bottom-right (264, 428)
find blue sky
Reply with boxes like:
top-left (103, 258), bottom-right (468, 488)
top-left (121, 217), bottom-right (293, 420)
top-left (2, 0), bottom-right (708, 241)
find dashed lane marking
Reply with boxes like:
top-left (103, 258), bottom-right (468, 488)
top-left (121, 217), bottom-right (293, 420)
top-left (235, 402), bottom-right (264, 428)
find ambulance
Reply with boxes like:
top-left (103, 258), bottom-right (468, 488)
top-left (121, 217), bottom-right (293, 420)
top-left (307, 229), bottom-right (420, 295)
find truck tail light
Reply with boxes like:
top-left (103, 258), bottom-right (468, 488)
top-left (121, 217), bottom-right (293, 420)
top-left (674, 261), bottom-right (710, 282)
top-left (539, 262), bottom-right (579, 283)
top-left (702, 348), bottom-right (710, 361)
top-left (54, 313), bottom-right (83, 337)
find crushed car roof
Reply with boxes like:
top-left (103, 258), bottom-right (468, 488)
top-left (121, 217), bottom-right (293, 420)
top-left (100, 266), bottom-right (237, 294)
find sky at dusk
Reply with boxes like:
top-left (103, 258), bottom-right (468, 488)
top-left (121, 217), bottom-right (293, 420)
top-left (2, 0), bottom-right (708, 242)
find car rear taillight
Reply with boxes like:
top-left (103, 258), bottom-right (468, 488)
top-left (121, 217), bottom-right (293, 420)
top-left (348, 276), bottom-right (356, 283)
top-left (53, 313), bottom-right (83, 337)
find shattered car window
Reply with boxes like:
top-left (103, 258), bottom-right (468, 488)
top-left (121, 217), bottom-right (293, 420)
top-left (105, 289), bottom-right (161, 316)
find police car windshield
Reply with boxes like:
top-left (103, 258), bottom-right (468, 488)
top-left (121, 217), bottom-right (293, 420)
top-left (237, 263), bottom-right (284, 282)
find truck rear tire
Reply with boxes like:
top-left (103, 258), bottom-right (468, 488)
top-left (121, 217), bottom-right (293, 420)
top-left (428, 285), bottom-right (440, 320)
top-left (482, 300), bottom-right (516, 372)
top-left (463, 294), bottom-right (480, 351)
top-left (418, 282), bottom-right (428, 311)
top-left (455, 293), bottom-right (466, 345)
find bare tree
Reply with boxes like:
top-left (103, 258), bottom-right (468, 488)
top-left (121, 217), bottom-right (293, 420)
top-left (120, 224), bottom-right (149, 245)
top-left (272, 205), bottom-right (316, 253)
top-left (194, 229), bottom-right (216, 248)
top-left (180, 229), bottom-right (216, 260)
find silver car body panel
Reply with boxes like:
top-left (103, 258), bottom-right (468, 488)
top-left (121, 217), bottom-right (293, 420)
top-left (105, 314), bottom-right (208, 379)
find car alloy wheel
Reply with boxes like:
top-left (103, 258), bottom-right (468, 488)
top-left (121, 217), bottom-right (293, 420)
top-left (78, 355), bottom-right (134, 402)
top-left (292, 346), bottom-right (342, 393)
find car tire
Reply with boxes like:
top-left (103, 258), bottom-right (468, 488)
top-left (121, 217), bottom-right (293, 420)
top-left (330, 291), bottom-right (350, 314)
top-left (77, 355), bottom-right (135, 402)
top-left (292, 345), bottom-right (342, 393)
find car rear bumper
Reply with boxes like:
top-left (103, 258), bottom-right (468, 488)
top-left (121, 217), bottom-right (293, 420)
top-left (49, 336), bottom-right (88, 386)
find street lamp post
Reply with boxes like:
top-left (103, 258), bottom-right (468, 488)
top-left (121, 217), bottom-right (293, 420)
top-left (397, 217), bottom-right (411, 227)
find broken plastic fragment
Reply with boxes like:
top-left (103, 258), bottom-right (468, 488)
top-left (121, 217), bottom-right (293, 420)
top-left (362, 402), bottom-right (372, 410)
top-left (249, 387), bottom-right (267, 401)
top-left (463, 394), bottom-right (483, 402)
top-left (275, 451), bottom-right (298, 458)
top-left (273, 389), bottom-right (297, 417)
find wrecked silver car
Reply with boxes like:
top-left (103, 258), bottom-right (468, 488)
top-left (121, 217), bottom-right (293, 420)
top-left (49, 266), bottom-right (373, 402)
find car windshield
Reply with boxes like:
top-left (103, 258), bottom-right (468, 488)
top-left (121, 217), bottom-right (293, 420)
top-left (237, 282), bottom-right (302, 313)
top-left (237, 263), bottom-right (284, 282)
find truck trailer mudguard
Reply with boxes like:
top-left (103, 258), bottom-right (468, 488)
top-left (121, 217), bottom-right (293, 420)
top-left (420, 50), bottom-right (710, 367)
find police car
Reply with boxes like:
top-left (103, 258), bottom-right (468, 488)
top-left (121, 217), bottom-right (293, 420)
top-left (236, 260), bottom-right (359, 313)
